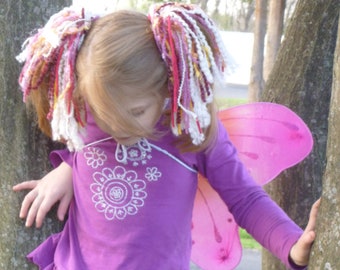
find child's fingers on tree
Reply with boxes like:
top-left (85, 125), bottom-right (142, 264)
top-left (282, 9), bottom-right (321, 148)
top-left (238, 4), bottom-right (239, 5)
top-left (19, 188), bottom-right (39, 219)
top-left (13, 180), bottom-right (39, 191)
top-left (57, 195), bottom-right (72, 221)
top-left (36, 197), bottom-right (58, 227)
top-left (25, 194), bottom-right (44, 227)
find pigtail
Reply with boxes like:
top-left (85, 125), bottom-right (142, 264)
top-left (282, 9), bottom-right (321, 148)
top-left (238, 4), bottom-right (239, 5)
top-left (149, 2), bottom-right (229, 146)
top-left (16, 6), bottom-right (93, 151)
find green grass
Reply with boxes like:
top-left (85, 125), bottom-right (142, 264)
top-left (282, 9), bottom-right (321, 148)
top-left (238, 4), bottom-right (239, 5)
top-left (239, 228), bottom-right (261, 250)
top-left (216, 97), bottom-right (247, 110)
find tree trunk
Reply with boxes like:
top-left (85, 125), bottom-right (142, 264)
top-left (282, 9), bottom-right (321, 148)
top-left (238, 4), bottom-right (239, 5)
top-left (0, 1), bottom-right (70, 269)
top-left (263, 0), bottom-right (285, 81)
top-left (248, 0), bottom-right (268, 102)
top-left (214, 0), bottom-right (221, 14)
top-left (308, 17), bottom-right (340, 269)
top-left (244, 1), bottom-right (256, 32)
top-left (196, 0), bottom-right (208, 12)
top-left (261, 0), bottom-right (339, 269)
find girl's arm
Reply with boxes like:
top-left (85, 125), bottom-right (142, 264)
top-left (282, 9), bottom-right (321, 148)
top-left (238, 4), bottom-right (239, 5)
top-left (13, 162), bottom-right (73, 228)
top-left (196, 121), bottom-right (319, 269)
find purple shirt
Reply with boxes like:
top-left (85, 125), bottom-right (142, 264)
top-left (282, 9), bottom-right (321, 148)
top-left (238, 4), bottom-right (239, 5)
top-left (28, 113), bottom-right (304, 270)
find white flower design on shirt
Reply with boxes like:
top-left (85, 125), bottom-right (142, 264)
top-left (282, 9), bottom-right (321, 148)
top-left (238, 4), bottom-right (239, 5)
top-left (84, 147), bottom-right (107, 168)
top-left (90, 166), bottom-right (147, 220)
top-left (115, 139), bottom-right (152, 166)
top-left (145, 167), bottom-right (162, 181)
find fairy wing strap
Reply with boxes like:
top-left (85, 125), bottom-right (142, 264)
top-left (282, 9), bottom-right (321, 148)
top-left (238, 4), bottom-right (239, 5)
top-left (191, 102), bottom-right (313, 269)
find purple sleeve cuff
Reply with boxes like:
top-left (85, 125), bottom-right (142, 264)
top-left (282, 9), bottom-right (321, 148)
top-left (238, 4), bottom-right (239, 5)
top-left (49, 149), bottom-right (74, 168)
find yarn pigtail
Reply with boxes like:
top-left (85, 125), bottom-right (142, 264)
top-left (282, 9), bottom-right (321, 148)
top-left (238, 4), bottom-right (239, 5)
top-left (149, 3), bottom-right (229, 145)
top-left (16, 7), bottom-right (94, 151)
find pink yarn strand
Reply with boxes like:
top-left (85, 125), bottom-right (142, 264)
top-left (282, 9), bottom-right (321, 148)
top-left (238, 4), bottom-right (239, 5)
top-left (167, 16), bottom-right (179, 128)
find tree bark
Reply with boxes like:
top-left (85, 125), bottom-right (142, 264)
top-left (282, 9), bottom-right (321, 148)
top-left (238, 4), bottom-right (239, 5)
top-left (308, 17), bottom-right (340, 269)
top-left (263, 0), bottom-right (285, 80)
top-left (248, 0), bottom-right (268, 102)
top-left (261, 0), bottom-right (339, 269)
top-left (0, 1), bottom-right (70, 269)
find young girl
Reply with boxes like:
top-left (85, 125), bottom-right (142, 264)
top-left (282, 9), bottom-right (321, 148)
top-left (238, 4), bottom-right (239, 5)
top-left (14, 3), bottom-right (319, 270)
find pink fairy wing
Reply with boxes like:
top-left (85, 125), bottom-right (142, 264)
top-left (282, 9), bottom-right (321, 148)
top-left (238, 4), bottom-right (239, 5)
top-left (191, 102), bottom-right (313, 270)
top-left (218, 102), bottom-right (313, 185)
top-left (192, 175), bottom-right (242, 270)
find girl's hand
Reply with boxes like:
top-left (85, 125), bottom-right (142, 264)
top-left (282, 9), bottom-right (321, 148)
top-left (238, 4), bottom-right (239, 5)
top-left (289, 198), bottom-right (321, 266)
top-left (13, 162), bottom-right (73, 228)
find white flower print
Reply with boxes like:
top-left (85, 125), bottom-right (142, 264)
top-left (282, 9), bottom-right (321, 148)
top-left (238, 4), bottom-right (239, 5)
top-left (128, 149), bottom-right (139, 159)
top-left (84, 147), bottom-right (107, 169)
top-left (145, 167), bottom-right (162, 181)
top-left (90, 166), bottom-right (147, 220)
top-left (115, 138), bottom-right (152, 166)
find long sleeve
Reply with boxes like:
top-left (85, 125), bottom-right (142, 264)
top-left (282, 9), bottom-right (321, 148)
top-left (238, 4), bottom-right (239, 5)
top-left (196, 121), bottom-right (305, 269)
top-left (50, 149), bottom-right (74, 168)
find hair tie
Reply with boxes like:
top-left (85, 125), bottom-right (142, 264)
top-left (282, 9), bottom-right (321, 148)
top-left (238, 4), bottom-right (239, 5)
top-left (17, 6), bottom-right (95, 151)
top-left (148, 2), bottom-right (229, 145)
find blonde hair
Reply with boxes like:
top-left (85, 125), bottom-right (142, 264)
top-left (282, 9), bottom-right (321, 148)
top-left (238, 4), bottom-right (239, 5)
top-left (17, 6), bottom-right (220, 152)
top-left (76, 10), bottom-right (218, 152)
